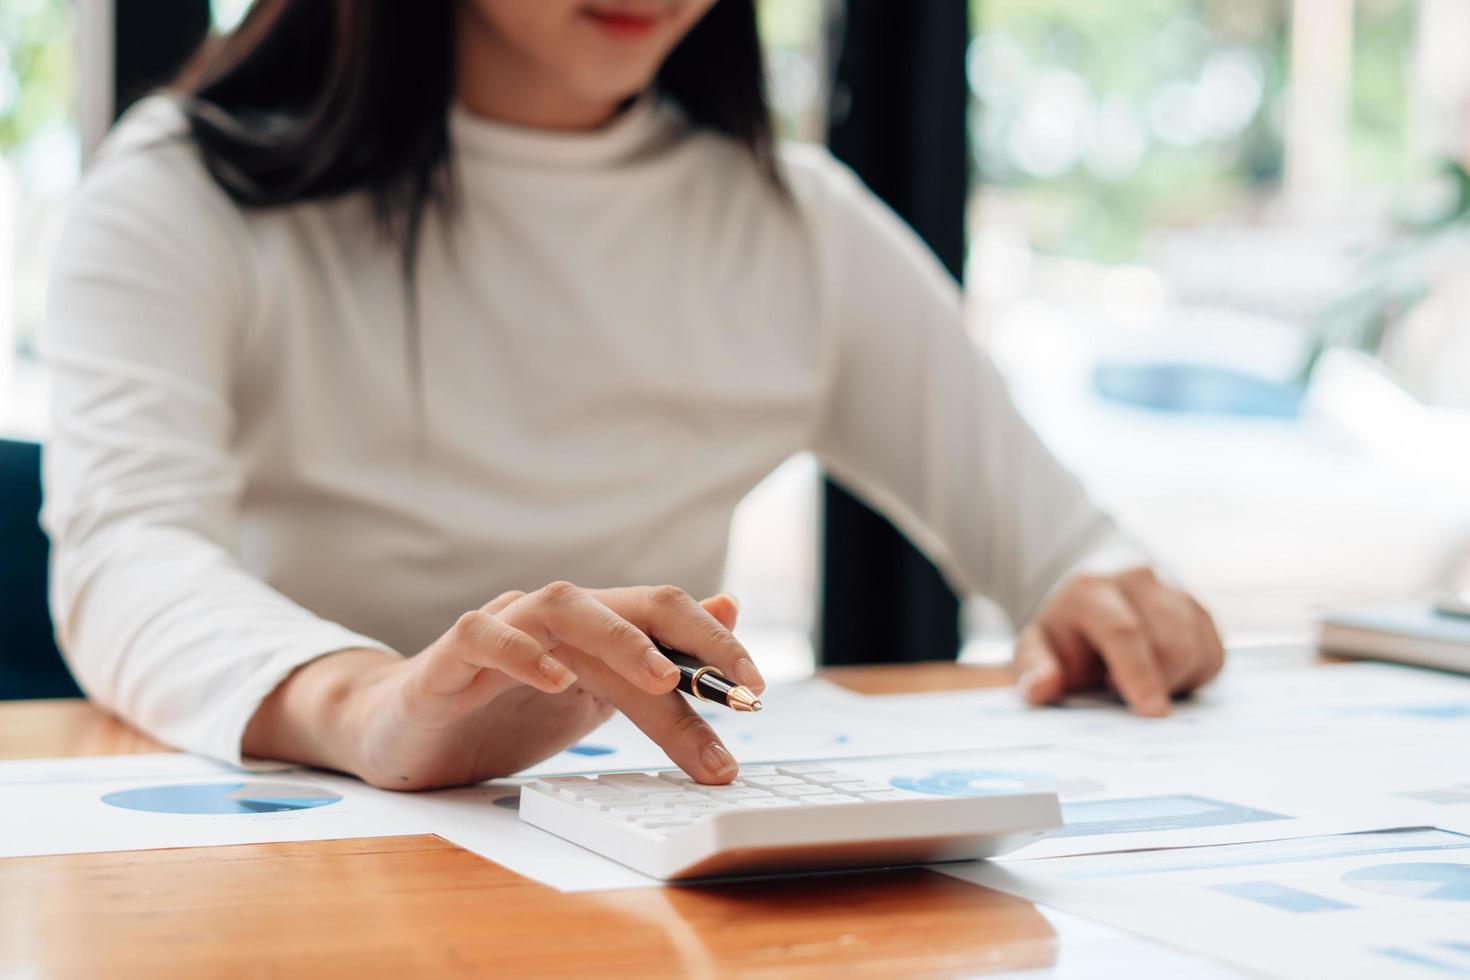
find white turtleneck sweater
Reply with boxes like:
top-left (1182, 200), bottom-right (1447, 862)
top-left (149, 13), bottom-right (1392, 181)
top-left (42, 96), bottom-right (1141, 764)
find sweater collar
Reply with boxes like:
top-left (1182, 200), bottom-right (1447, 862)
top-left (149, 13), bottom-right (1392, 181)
top-left (448, 94), bottom-right (677, 170)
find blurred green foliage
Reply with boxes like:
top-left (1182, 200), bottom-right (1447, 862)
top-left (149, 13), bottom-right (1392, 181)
top-left (758, 0), bottom-right (821, 48)
top-left (1350, 0), bottom-right (1417, 184)
top-left (1307, 159), bottom-right (1470, 377)
top-left (972, 0), bottom-right (1421, 263)
top-left (3, 0), bottom-right (76, 360)
top-left (0, 0), bottom-right (74, 158)
top-left (757, 0), bottom-right (826, 141)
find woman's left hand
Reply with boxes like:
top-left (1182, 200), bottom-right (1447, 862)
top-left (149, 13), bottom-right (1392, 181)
top-left (1011, 567), bottom-right (1225, 715)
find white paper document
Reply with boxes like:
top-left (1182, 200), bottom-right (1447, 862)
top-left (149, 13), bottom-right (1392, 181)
top-left (0, 753), bottom-right (437, 859)
top-left (519, 677), bottom-right (1018, 776)
top-left (867, 658), bottom-right (1470, 761)
top-left (800, 748), bottom-right (1417, 861)
top-left (944, 828), bottom-right (1470, 980)
top-left (913, 657), bottom-right (1470, 979)
top-left (0, 753), bottom-right (663, 890)
top-left (1131, 734), bottom-right (1470, 836)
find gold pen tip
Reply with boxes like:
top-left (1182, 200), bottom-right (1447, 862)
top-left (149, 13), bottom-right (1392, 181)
top-left (727, 687), bottom-right (762, 712)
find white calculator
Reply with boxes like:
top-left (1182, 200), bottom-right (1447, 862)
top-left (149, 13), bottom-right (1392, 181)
top-left (519, 764), bottom-right (1062, 881)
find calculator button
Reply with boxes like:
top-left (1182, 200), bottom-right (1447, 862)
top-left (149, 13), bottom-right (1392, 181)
top-left (598, 774), bottom-right (664, 788)
top-left (564, 781), bottom-right (623, 799)
top-left (802, 772), bottom-right (862, 785)
top-left (674, 800), bottom-right (738, 813)
top-left (855, 790), bottom-right (911, 801)
top-left (766, 783), bottom-right (829, 798)
top-left (800, 794), bottom-right (863, 806)
top-left (699, 786), bottom-right (775, 801)
top-left (828, 781), bottom-right (890, 794)
top-left (620, 783), bottom-right (689, 797)
top-left (637, 817), bottom-right (694, 830)
top-left (580, 794), bottom-right (645, 810)
top-left (569, 795), bottom-right (635, 808)
top-left (735, 796), bottom-right (802, 809)
top-left (642, 791), bottom-right (710, 804)
top-left (776, 765), bottom-right (835, 775)
top-left (657, 770), bottom-right (699, 784)
top-left (609, 804), bottom-right (676, 818)
top-left (744, 775), bottom-right (803, 788)
top-left (735, 765), bottom-right (778, 776)
top-left (568, 784), bottom-right (629, 797)
top-left (536, 776), bottom-right (592, 785)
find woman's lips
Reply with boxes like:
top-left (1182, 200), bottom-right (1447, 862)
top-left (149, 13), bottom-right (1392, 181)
top-left (581, 8), bottom-right (664, 38)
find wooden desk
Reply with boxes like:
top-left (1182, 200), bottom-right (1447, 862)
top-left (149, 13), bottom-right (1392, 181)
top-left (0, 664), bottom-right (1237, 979)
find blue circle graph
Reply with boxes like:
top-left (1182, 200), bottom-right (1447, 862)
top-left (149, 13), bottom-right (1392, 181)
top-left (890, 768), bottom-right (1105, 799)
top-left (567, 743), bottom-right (617, 757)
top-left (732, 728), bottom-right (850, 746)
top-left (1342, 863), bottom-right (1470, 902)
top-left (101, 781), bottom-right (343, 815)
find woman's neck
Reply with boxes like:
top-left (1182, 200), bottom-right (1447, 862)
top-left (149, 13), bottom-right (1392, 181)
top-left (454, 11), bottom-right (623, 130)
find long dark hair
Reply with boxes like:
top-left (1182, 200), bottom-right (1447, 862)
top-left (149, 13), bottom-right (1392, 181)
top-left (173, 1), bottom-right (776, 410)
top-left (175, 0), bottom-right (778, 254)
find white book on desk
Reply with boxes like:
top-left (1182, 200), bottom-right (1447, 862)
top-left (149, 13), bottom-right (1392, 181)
top-left (1317, 599), bottom-right (1470, 674)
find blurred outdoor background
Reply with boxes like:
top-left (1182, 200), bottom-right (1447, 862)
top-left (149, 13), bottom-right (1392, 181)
top-left (5, 0), bottom-right (1470, 678)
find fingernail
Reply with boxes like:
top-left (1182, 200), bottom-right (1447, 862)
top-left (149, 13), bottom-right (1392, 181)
top-left (538, 654), bottom-right (577, 691)
top-left (732, 657), bottom-right (764, 692)
top-left (1016, 667), bottom-right (1038, 691)
top-left (1017, 667), bottom-right (1048, 699)
top-left (644, 647), bottom-right (678, 681)
top-left (702, 742), bottom-right (737, 780)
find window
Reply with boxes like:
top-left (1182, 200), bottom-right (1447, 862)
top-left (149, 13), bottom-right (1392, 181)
top-left (210, 0), bottom-right (250, 32)
top-left (1, 0), bottom-right (79, 437)
top-left (967, 0), bottom-right (1470, 636)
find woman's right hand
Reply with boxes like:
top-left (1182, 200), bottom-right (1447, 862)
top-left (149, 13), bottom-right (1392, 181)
top-left (242, 584), bottom-right (763, 791)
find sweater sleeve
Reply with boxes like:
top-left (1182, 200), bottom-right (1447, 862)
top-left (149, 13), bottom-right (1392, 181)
top-left (800, 153), bottom-right (1149, 628)
top-left (41, 117), bottom-right (394, 764)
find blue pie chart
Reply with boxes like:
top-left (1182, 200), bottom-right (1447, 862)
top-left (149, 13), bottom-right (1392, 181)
top-left (890, 768), bottom-right (1105, 799)
top-left (101, 781), bottom-right (344, 815)
top-left (567, 743), bottom-right (617, 757)
top-left (1342, 863), bottom-right (1470, 902)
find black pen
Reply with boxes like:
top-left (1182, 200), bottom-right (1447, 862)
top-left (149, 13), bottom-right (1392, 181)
top-left (653, 640), bottom-right (763, 712)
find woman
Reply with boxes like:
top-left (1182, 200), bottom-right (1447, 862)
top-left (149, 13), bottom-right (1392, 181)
top-left (43, 0), bottom-right (1224, 790)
